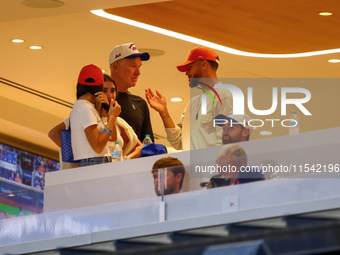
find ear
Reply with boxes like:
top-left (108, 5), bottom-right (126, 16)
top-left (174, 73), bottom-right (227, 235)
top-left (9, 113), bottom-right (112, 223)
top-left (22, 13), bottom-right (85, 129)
top-left (241, 128), bottom-right (250, 140)
top-left (201, 59), bottom-right (208, 68)
top-left (111, 62), bottom-right (119, 72)
top-left (175, 173), bottom-right (183, 183)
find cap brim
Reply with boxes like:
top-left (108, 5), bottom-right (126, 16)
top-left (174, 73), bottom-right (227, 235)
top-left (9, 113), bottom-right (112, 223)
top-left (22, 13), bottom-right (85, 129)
top-left (214, 114), bottom-right (227, 127)
top-left (214, 114), bottom-right (240, 127)
top-left (176, 60), bottom-right (194, 72)
top-left (215, 114), bottom-right (253, 134)
top-left (125, 52), bottom-right (150, 61)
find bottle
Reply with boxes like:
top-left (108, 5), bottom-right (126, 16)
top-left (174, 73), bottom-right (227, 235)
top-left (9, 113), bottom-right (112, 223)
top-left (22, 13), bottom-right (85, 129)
top-left (289, 111), bottom-right (300, 135)
top-left (111, 142), bottom-right (122, 162)
top-left (142, 134), bottom-right (153, 147)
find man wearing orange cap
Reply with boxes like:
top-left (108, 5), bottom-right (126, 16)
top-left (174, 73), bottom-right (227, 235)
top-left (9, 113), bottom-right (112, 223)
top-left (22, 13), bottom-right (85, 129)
top-left (146, 47), bottom-right (233, 151)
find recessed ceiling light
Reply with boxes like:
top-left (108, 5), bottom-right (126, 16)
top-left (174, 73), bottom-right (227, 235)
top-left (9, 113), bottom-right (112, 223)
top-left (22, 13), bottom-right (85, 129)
top-left (21, 0), bottom-right (64, 8)
top-left (29, 46), bottom-right (42, 50)
top-left (319, 12), bottom-right (332, 16)
top-left (12, 39), bottom-right (24, 43)
top-left (170, 98), bottom-right (183, 102)
top-left (328, 59), bottom-right (340, 63)
top-left (260, 131), bottom-right (272, 136)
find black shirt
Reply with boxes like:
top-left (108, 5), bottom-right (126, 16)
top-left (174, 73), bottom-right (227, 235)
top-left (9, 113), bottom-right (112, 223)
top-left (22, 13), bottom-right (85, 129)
top-left (117, 92), bottom-right (154, 142)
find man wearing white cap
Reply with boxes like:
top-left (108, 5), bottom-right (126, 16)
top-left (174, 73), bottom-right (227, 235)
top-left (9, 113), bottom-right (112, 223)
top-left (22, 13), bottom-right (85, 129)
top-left (214, 112), bottom-right (253, 144)
top-left (109, 43), bottom-right (154, 142)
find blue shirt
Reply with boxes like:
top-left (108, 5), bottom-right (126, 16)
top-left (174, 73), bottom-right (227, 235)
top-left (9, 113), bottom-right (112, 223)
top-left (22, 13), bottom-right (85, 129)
top-left (235, 167), bottom-right (265, 184)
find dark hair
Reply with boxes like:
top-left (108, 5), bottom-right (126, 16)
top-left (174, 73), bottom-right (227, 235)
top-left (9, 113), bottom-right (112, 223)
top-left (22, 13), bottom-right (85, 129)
top-left (152, 157), bottom-right (185, 189)
top-left (103, 74), bottom-right (114, 83)
top-left (197, 58), bottom-right (219, 71)
top-left (207, 58), bottom-right (219, 71)
top-left (76, 83), bottom-right (103, 99)
top-left (103, 74), bottom-right (118, 97)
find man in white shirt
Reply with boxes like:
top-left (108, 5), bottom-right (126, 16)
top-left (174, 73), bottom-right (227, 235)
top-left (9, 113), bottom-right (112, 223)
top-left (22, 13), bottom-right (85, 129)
top-left (145, 47), bottom-right (233, 151)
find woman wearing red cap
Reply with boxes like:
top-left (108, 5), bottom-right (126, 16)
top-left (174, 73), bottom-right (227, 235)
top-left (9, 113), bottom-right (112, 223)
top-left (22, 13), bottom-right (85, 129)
top-left (70, 64), bottom-right (121, 166)
top-left (49, 66), bottom-right (142, 168)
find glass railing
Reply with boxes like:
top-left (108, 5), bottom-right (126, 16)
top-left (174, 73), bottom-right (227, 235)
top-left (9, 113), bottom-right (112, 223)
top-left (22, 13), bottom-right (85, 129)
top-left (1, 127), bottom-right (340, 253)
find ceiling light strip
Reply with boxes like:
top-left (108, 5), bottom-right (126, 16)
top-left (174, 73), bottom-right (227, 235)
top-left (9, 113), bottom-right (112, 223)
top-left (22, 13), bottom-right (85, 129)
top-left (92, 9), bottom-right (340, 58)
top-left (328, 59), bottom-right (340, 63)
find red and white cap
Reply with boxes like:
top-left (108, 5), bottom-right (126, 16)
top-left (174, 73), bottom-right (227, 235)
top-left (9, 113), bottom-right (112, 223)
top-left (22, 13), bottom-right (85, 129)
top-left (109, 43), bottom-right (150, 64)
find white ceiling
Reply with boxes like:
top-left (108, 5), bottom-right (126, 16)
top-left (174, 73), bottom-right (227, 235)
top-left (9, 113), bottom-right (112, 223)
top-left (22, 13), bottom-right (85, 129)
top-left (0, 0), bottom-right (339, 159)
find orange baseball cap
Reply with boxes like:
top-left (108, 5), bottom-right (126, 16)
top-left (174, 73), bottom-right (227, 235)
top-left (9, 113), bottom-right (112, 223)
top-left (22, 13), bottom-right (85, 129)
top-left (177, 47), bottom-right (219, 72)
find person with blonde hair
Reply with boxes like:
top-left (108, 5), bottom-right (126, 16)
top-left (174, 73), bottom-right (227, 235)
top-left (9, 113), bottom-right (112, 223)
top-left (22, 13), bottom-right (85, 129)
top-left (203, 144), bottom-right (264, 188)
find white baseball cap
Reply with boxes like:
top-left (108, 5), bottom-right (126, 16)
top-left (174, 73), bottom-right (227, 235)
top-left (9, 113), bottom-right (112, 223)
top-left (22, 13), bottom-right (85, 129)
top-left (109, 42), bottom-right (150, 64)
top-left (215, 112), bottom-right (253, 134)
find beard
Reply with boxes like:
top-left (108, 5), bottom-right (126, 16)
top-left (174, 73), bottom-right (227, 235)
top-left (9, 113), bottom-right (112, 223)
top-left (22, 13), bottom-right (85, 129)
top-left (222, 127), bottom-right (244, 144)
top-left (223, 133), bottom-right (242, 144)
top-left (193, 70), bottom-right (203, 79)
top-left (155, 184), bottom-right (176, 196)
top-left (188, 70), bottom-right (203, 85)
top-left (222, 135), bottom-right (232, 144)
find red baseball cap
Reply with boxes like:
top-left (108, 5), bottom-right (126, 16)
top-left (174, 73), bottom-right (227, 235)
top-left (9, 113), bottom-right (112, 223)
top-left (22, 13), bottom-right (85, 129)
top-left (177, 47), bottom-right (219, 72)
top-left (78, 64), bottom-right (104, 86)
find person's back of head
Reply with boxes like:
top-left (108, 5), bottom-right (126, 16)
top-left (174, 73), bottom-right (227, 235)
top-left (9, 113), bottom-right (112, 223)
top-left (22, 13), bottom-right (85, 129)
top-left (76, 64), bottom-right (104, 99)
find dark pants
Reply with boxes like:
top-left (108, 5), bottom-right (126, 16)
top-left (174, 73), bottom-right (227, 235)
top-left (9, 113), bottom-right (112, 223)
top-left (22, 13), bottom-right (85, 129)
top-left (80, 156), bottom-right (112, 167)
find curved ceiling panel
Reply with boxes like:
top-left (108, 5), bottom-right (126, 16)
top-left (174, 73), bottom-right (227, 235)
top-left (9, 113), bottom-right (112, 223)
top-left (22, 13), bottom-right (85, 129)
top-left (105, 0), bottom-right (340, 54)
